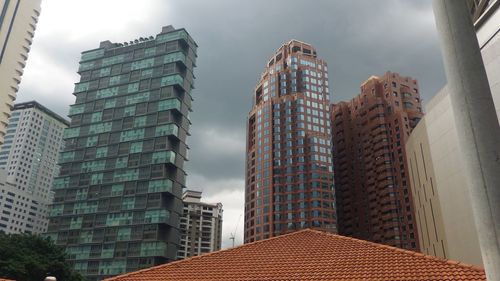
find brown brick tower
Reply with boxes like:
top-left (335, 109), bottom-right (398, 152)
top-left (244, 40), bottom-right (336, 243)
top-left (331, 72), bottom-right (423, 251)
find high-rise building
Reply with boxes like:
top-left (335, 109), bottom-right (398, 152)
top-left (331, 72), bottom-right (423, 251)
top-left (177, 190), bottom-right (222, 259)
top-left (0, 101), bottom-right (68, 234)
top-left (0, 0), bottom-right (42, 144)
top-left (44, 26), bottom-right (197, 281)
top-left (244, 40), bottom-right (336, 243)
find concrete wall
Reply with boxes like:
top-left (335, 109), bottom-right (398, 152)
top-left (0, 0), bottom-right (42, 144)
top-left (406, 117), bottom-right (447, 259)
top-left (476, 0), bottom-right (500, 122)
top-left (406, 1), bottom-right (500, 266)
top-left (406, 88), bottom-right (483, 266)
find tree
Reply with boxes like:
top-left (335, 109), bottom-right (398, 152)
top-left (0, 232), bottom-right (85, 281)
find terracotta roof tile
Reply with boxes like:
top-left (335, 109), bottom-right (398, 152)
top-left (104, 229), bottom-right (486, 281)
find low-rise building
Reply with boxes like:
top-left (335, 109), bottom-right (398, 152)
top-left (104, 229), bottom-right (486, 281)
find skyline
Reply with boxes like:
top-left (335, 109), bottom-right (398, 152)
top-left (15, 0), bottom-right (447, 248)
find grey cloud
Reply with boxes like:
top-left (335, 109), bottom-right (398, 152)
top-left (160, 0), bottom-right (446, 187)
top-left (17, 0), bottom-right (446, 213)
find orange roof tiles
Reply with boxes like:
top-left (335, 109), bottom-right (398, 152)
top-left (105, 229), bottom-right (486, 281)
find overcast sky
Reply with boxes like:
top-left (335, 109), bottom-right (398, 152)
top-left (17, 0), bottom-right (447, 248)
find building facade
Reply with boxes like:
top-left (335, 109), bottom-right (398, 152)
top-left (244, 40), bottom-right (336, 243)
top-left (406, 88), bottom-right (483, 266)
top-left (0, 169), bottom-right (46, 234)
top-left (177, 190), bottom-right (222, 259)
top-left (467, 0), bottom-right (495, 22)
top-left (403, 1), bottom-right (500, 266)
top-left (0, 101), bottom-right (68, 233)
top-left (44, 26), bottom-right (197, 280)
top-left (0, 0), bottom-right (42, 144)
top-left (331, 72), bottom-right (423, 251)
top-left (473, 0), bottom-right (500, 122)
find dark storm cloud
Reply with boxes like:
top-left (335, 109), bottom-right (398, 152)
top-left (155, 0), bottom-right (446, 185)
top-left (20, 0), bottom-right (446, 186)
top-left (16, 1), bottom-right (446, 243)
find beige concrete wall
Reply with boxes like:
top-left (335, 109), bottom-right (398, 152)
top-left (406, 118), bottom-right (447, 259)
top-left (406, 3), bottom-right (500, 266)
top-left (476, 0), bottom-right (500, 122)
top-left (0, 0), bottom-right (42, 144)
top-left (406, 88), bottom-right (483, 266)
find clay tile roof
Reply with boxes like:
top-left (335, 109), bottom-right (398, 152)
top-left (104, 229), bottom-right (486, 281)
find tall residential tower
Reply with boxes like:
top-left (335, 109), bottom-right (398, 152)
top-left (331, 72), bottom-right (423, 251)
top-left (0, 0), bottom-right (42, 144)
top-left (0, 101), bottom-right (68, 234)
top-left (177, 190), bottom-right (222, 259)
top-left (45, 26), bottom-right (197, 281)
top-left (244, 40), bottom-right (336, 243)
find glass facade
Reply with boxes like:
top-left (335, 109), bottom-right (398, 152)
top-left (45, 26), bottom-right (197, 281)
top-left (244, 40), bottom-right (336, 243)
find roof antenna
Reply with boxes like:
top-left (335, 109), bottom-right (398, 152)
top-left (229, 214), bottom-right (242, 248)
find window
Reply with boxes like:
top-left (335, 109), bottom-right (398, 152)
top-left (124, 106), bottom-right (135, 117)
top-left (109, 75), bottom-right (121, 86)
top-left (148, 179), bottom-right (172, 193)
top-left (152, 151), bottom-right (175, 164)
top-left (403, 102), bottom-right (413, 108)
top-left (131, 58), bottom-right (154, 71)
top-left (127, 83), bottom-right (139, 93)
top-left (158, 99), bottom-right (180, 111)
top-left (144, 210), bottom-right (169, 224)
top-left (155, 124), bottom-right (178, 137)
top-left (130, 142), bottom-right (143, 153)
top-left (96, 147), bottom-right (108, 158)
top-left (96, 87), bottom-right (118, 99)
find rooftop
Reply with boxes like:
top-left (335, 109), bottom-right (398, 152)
top-left (13, 101), bottom-right (70, 126)
top-left (104, 229), bottom-right (485, 281)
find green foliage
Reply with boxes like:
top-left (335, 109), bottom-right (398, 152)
top-left (0, 232), bottom-right (85, 281)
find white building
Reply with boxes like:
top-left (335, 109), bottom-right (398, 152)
top-left (0, 169), bottom-right (43, 234)
top-left (0, 0), bottom-right (42, 144)
top-left (177, 190), bottom-right (223, 259)
top-left (0, 101), bottom-right (68, 234)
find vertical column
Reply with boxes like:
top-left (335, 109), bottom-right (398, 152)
top-left (432, 1), bottom-right (500, 280)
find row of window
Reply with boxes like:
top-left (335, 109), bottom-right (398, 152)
top-left (65, 240), bottom-right (167, 261)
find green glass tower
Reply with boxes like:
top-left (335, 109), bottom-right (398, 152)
top-left (45, 26), bottom-right (197, 281)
